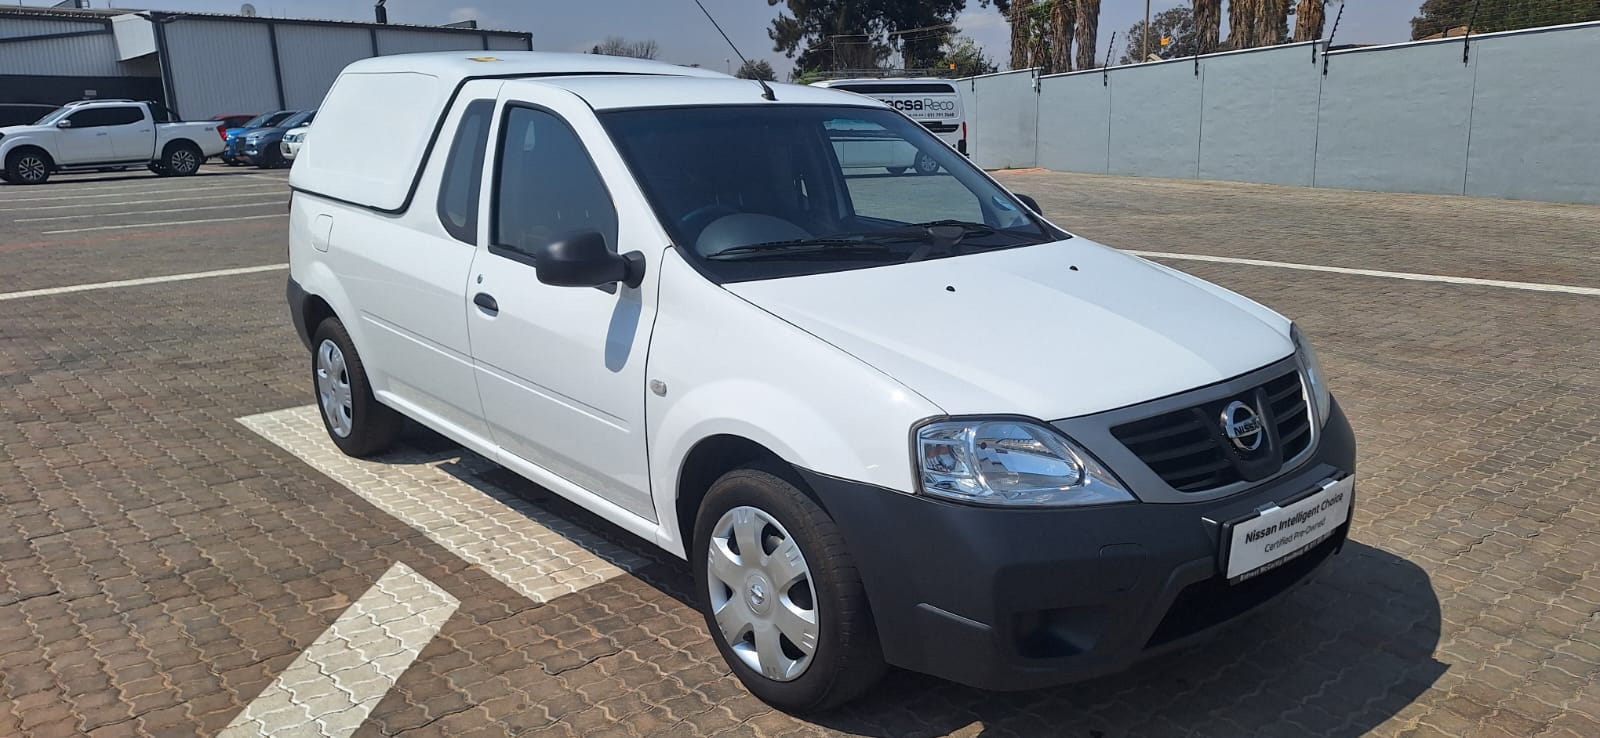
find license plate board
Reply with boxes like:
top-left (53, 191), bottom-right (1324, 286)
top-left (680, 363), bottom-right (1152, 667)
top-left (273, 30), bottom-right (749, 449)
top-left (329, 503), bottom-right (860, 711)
top-left (1223, 475), bottom-right (1352, 582)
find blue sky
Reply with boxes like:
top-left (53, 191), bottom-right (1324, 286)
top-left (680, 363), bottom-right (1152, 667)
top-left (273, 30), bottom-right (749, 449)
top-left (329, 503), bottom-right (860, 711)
top-left (80, 1), bottom-right (1419, 78)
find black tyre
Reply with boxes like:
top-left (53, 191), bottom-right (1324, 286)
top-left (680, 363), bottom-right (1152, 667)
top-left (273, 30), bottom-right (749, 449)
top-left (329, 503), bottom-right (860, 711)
top-left (886, 166), bottom-right (907, 176)
top-left (163, 143), bottom-right (202, 176)
top-left (4, 148), bottom-right (51, 184)
top-left (310, 317), bottom-right (403, 457)
top-left (694, 466), bottom-right (885, 712)
top-left (913, 151), bottom-right (940, 176)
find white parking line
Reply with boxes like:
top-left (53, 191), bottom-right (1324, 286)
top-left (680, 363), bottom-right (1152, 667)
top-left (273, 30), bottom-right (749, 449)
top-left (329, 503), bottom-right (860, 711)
top-left (239, 406), bottom-right (647, 605)
top-left (18, 200), bottom-right (286, 222)
top-left (42, 213), bottom-right (284, 234)
top-left (0, 187), bottom-right (285, 212)
top-left (0, 182), bottom-right (283, 203)
top-left (1129, 250), bottom-right (1600, 297)
top-left (0, 177), bottom-right (273, 196)
top-left (217, 562), bottom-right (458, 738)
top-left (0, 264), bottom-right (287, 302)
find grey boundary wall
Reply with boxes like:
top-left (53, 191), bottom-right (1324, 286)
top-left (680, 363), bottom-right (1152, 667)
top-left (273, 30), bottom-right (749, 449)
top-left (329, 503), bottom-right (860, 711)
top-left (958, 21), bottom-right (1600, 205)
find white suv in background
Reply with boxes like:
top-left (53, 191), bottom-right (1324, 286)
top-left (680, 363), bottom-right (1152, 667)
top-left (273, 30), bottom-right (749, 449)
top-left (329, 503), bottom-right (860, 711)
top-left (287, 52), bottom-right (1355, 711)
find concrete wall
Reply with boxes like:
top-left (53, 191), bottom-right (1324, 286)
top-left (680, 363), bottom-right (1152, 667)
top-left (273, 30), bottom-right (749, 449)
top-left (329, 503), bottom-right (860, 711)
top-left (970, 22), bottom-right (1600, 205)
top-left (964, 70), bottom-right (1038, 169)
top-left (1198, 44), bottom-right (1321, 187)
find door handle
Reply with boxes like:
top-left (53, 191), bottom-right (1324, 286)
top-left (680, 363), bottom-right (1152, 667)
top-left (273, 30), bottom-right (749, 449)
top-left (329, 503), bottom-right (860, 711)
top-left (473, 292), bottom-right (499, 314)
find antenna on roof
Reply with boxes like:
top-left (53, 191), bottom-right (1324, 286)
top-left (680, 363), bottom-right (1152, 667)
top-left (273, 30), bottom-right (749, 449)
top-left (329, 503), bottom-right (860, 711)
top-left (690, 0), bottom-right (775, 101)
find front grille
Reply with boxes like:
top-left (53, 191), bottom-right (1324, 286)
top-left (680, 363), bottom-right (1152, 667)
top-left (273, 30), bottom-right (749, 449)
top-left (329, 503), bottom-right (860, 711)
top-left (1111, 370), bottom-right (1311, 492)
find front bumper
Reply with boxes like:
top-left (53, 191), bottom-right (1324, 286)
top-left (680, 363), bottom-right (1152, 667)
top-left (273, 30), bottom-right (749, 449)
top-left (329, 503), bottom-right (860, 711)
top-left (801, 399), bottom-right (1355, 691)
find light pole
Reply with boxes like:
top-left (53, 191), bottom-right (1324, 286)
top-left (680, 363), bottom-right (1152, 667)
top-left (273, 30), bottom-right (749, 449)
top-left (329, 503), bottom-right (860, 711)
top-left (1143, 0), bottom-right (1151, 60)
top-left (726, 58), bottom-right (731, 74)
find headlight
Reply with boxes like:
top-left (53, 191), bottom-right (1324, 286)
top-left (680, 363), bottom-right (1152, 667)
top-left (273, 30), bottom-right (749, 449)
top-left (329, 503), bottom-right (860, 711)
top-left (1292, 324), bottom-right (1332, 426)
top-left (915, 419), bottom-right (1134, 507)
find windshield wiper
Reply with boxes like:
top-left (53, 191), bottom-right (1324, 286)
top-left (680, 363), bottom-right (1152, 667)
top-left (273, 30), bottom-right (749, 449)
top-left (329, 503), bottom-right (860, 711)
top-left (704, 238), bottom-right (912, 261)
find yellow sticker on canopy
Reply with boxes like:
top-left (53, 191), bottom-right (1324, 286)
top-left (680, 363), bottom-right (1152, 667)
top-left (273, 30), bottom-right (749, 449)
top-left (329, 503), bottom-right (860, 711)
top-left (467, 56), bottom-right (502, 62)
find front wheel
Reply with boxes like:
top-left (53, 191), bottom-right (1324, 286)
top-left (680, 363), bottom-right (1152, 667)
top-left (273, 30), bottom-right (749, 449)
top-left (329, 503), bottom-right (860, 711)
top-left (885, 166), bottom-right (907, 176)
top-left (694, 467), bottom-right (885, 712)
top-left (310, 317), bottom-right (403, 457)
top-left (5, 149), bottom-right (51, 184)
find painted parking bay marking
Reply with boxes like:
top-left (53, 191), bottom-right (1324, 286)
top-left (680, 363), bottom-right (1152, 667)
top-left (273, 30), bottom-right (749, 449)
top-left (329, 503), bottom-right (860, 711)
top-left (219, 562), bottom-right (457, 738)
top-left (237, 405), bottom-right (647, 605)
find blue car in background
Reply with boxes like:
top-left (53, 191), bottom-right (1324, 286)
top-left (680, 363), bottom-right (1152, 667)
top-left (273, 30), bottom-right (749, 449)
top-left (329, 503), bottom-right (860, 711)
top-left (240, 109), bottom-right (316, 169)
top-left (222, 110), bottom-right (296, 166)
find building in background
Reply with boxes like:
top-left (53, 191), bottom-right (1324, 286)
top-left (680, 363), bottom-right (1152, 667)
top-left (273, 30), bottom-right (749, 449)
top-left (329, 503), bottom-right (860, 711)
top-left (0, 5), bottom-right (532, 119)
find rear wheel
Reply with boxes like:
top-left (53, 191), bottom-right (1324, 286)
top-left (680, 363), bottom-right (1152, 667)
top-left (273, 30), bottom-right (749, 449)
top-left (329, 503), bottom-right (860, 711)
top-left (310, 317), bottom-right (403, 457)
top-left (694, 466), bottom-right (885, 712)
top-left (913, 151), bottom-right (940, 176)
top-left (163, 143), bottom-right (202, 176)
top-left (5, 149), bottom-right (51, 184)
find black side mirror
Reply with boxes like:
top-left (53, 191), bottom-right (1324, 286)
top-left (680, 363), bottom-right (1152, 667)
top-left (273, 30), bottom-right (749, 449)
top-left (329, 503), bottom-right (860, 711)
top-left (530, 230), bottom-right (645, 289)
top-left (1015, 194), bottom-right (1042, 215)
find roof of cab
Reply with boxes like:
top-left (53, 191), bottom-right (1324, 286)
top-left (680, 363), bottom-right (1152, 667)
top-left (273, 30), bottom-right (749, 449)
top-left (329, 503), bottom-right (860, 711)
top-left (336, 51), bottom-right (732, 82)
top-left (529, 76), bottom-right (888, 111)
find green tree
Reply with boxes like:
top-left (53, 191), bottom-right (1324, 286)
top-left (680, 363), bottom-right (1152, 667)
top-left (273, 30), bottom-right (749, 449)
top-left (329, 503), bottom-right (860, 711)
top-left (766, 0), bottom-right (968, 73)
top-left (735, 59), bottom-right (778, 80)
top-left (940, 35), bottom-right (998, 76)
top-left (1121, 6), bottom-right (1198, 63)
top-left (589, 36), bottom-right (658, 59)
top-left (1411, 0), bottom-right (1600, 40)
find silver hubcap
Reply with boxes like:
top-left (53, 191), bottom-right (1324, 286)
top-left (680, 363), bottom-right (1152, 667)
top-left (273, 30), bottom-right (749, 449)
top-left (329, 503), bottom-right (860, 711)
top-left (18, 156), bottom-right (46, 181)
top-left (172, 149), bottom-right (197, 173)
top-left (707, 506), bottom-right (819, 682)
top-left (916, 152), bottom-right (938, 174)
top-left (315, 339), bottom-right (354, 438)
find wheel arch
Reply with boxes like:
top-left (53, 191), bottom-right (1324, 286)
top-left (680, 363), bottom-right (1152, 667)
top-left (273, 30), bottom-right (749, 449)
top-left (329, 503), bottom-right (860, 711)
top-left (5, 144), bottom-right (55, 169)
top-left (674, 434), bottom-right (825, 558)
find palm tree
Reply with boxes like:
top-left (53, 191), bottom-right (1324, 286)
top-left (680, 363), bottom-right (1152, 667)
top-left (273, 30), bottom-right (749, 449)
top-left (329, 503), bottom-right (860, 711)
top-left (1075, 0), bottom-right (1101, 70)
top-left (1294, 0), bottom-right (1327, 42)
top-left (1228, 0), bottom-right (1257, 49)
top-left (1009, 1), bottom-right (1030, 69)
top-left (1194, 0), bottom-right (1222, 54)
top-left (1051, 0), bottom-right (1075, 73)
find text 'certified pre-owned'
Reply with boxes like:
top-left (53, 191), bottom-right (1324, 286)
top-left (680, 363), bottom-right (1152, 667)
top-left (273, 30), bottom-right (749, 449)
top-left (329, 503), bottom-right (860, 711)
top-left (1225, 476), bottom-right (1353, 581)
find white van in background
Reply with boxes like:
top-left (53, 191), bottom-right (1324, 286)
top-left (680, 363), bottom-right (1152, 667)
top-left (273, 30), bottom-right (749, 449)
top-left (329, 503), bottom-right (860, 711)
top-left (811, 78), bottom-right (965, 174)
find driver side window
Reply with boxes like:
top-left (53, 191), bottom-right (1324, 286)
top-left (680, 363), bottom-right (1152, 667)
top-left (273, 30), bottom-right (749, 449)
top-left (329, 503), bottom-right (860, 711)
top-left (492, 106), bottom-right (618, 259)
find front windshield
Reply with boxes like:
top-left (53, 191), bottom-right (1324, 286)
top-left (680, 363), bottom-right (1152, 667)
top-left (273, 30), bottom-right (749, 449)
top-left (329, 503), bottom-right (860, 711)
top-left (600, 105), bottom-right (1061, 283)
top-left (282, 110), bottom-right (315, 128)
top-left (33, 108), bottom-right (70, 126)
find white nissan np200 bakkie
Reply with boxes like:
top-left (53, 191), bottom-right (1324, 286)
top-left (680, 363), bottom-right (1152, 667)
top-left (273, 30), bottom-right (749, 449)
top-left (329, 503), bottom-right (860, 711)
top-left (287, 52), bottom-right (1356, 711)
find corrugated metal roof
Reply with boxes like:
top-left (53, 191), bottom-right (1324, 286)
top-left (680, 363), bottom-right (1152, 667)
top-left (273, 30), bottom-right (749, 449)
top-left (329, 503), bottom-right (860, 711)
top-left (0, 6), bottom-right (528, 37)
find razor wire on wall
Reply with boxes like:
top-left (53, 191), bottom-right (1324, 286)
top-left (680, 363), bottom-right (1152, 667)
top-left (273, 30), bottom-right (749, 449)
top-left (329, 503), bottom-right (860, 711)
top-left (960, 12), bottom-right (1600, 206)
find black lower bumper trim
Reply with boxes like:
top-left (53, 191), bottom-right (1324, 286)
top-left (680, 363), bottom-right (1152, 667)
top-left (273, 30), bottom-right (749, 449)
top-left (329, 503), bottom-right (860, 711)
top-left (286, 276), bottom-right (311, 351)
top-left (800, 400), bottom-right (1356, 691)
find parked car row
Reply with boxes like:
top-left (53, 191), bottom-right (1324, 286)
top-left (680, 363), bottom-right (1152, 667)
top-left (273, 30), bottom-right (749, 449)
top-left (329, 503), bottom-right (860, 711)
top-left (224, 109), bottom-right (315, 169)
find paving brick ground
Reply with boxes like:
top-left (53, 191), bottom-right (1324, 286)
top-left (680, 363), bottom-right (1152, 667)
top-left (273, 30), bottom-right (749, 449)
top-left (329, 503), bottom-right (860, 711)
top-left (0, 166), bottom-right (1596, 737)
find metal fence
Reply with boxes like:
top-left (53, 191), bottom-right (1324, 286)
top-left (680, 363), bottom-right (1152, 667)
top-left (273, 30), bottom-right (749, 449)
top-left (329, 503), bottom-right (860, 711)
top-left (961, 19), bottom-right (1600, 205)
